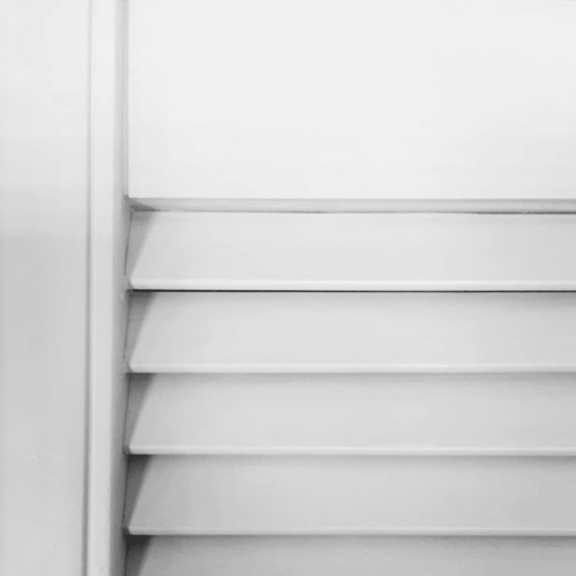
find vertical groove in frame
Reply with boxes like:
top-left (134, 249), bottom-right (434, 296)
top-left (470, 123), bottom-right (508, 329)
top-left (83, 0), bottom-right (94, 573)
top-left (122, 0), bottom-right (129, 200)
top-left (119, 3), bottom-right (133, 575)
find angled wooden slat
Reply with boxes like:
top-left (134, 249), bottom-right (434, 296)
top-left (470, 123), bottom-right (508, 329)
top-left (128, 212), bottom-right (576, 291)
top-left (127, 292), bottom-right (576, 372)
top-left (126, 536), bottom-right (576, 576)
top-left (129, 0), bottom-right (576, 200)
top-left (126, 373), bottom-right (576, 454)
top-left (125, 456), bottom-right (576, 534)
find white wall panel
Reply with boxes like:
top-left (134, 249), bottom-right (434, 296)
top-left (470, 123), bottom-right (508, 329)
top-left (126, 536), bottom-right (576, 576)
top-left (0, 1), bottom-right (90, 574)
top-left (128, 212), bottom-right (576, 290)
top-left (126, 456), bottom-right (576, 534)
top-left (128, 292), bottom-right (576, 372)
top-left (129, 0), bottom-right (576, 200)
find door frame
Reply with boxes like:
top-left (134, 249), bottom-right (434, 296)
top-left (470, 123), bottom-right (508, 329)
top-left (87, 0), bottom-right (129, 574)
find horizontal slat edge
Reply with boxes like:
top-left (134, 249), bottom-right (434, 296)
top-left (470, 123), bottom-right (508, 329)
top-left (125, 527), bottom-right (576, 537)
top-left (127, 364), bottom-right (576, 374)
top-left (129, 199), bottom-right (576, 214)
top-left (126, 533), bottom-right (576, 576)
top-left (125, 447), bottom-right (576, 457)
top-left (128, 281), bottom-right (576, 292)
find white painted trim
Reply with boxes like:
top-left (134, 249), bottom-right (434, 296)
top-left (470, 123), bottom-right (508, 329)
top-left (87, 0), bottom-right (129, 575)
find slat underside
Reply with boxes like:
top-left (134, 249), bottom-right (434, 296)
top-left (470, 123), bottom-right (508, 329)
top-left (127, 292), bottom-right (576, 372)
top-left (125, 536), bottom-right (576, 576)
top-left (128, 212), bottom-right (576, 290)
top-left (127, 373), bottom-right (576, 454)
top-left (125, 456), bottom-right (576, 534)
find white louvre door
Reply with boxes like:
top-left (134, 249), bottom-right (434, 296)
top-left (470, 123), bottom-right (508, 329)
top-left (124, 1), bottom-right (576, 575)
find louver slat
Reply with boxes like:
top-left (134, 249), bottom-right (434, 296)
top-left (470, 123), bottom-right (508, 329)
top-left (126, 373), bottom-right (576, 455)
top-left (126, 536), bottom-right (576, 576)
top-left (128, 212), bottom-right (576, 291)
top-left (127, 292), bottom-right (576, 373)
top-left (125, 456), bottom-right (576, 535)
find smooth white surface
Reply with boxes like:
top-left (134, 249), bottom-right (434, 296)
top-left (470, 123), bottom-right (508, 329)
top-left (129, 0), bottom-right (576, 200)
top-left (129, 212), bottom-right (576, 290)
top-left (128, 292), bottom-right (576, 372)
top-left (127, 373), bottom-right (576, 454)
top-left (126, 456), bottom-right (576, 534)
top-left (126, 536), bottom-right (576, 576)
top-left (0, 1), bottom-right (90, 574)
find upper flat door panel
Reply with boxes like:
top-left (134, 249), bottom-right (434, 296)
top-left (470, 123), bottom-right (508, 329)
top-left (129, 0), bottom-right (576, 200)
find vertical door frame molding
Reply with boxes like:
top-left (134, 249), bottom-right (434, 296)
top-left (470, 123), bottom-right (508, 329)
top-left (87, 0), bottom-right (129, 574)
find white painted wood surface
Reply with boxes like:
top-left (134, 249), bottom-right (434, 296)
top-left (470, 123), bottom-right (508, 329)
top-left (128, 212), bottom-right (576, 290)
top-left (125, 456), bottom-right (576, 534)
top-left (126, 373), bottom-right (576, 455)
top-left (128, 292), bottom-right (576, 372)
top-left (128, 0), bottom-right (576, 200)
top-left (126, 536), bottom-right (576, 576)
